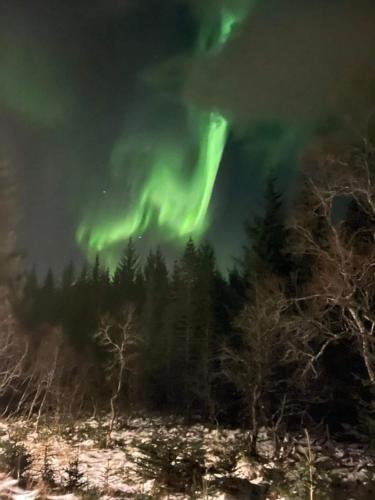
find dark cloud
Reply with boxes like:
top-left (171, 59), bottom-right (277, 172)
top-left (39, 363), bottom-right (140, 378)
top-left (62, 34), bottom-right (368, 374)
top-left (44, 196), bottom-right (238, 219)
top-left (0, 0), bottom-right (197, 273)
top-left (187, 0), bottom-right (375, 126)
top-left (2, 0), bottom-right (375, 272)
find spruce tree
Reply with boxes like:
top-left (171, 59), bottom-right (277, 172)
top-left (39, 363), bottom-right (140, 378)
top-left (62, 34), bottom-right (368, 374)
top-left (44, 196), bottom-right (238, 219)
top-left (141, 247), bottom-right (169, 407)
top-left (40, 268), bottom-right (57, 324)
top-left (59, 260), bottom-right (75, 325)
top-left (244, 177), bottom-right (291, 279)
top-left (113, 239), bottom-right (143, 307)
top-left (164, 239), bottom-right (218, 415)
top-left (162, 258), bottom-right (186, 409)
top-left (18, 267), bottom-right (39, 327)
top-left (193, 242), bottom-right (217, 417)
top-left (61, 260), bottom-right (75, 290)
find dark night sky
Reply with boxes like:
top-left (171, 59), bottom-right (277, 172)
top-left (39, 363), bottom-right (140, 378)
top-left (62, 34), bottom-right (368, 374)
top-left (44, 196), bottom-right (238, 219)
top-left (1, 0), bottom-right (375, 275)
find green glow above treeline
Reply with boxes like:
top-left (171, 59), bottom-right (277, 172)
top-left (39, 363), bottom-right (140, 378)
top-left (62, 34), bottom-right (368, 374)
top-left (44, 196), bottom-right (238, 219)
top-left (77, 3), bottom-right (254, 262)
top-left (77, 111), bottom-right (229, 253)
top-left (0, 32), bottom-right (69, 126)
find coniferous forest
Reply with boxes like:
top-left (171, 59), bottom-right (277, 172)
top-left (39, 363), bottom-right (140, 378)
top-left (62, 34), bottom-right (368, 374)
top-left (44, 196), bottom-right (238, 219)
top-left (2, 140), bottom-right (375, 436)
top-left (3, 0), bottom-right (375, 496)
top-left (1, 140), bottom-right (375, 497)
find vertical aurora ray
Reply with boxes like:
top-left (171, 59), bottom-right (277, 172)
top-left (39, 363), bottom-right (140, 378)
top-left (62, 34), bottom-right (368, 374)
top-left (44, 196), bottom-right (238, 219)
top-left (77, 2), bottom-right (256, 263)
top-left (185, 111), bottom-right (229, 235)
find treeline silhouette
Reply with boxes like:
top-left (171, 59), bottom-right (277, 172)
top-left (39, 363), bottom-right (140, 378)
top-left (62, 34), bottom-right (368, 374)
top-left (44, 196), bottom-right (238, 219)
top-left (18, 235), bottom-right (243, 420)
top-left (2, 140), bottom-right (375, 445)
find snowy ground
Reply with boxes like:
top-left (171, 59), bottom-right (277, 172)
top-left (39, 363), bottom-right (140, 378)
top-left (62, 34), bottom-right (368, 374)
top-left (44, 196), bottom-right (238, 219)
top-left (0, 415), bottom-right (373, 498)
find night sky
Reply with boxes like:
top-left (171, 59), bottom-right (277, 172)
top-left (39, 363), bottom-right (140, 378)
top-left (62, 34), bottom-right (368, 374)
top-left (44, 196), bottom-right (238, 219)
top-left (1, 0), bottom-right (375, 275)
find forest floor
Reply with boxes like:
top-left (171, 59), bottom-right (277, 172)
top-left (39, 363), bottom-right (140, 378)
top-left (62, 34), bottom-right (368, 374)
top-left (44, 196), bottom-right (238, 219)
top-left (0, 415), bottom-right (373, 499)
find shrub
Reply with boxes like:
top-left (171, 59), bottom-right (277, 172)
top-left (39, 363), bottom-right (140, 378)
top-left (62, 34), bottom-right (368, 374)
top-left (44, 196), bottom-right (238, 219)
top-left (134, 432), bottom-right (206, 495)
top-left (41, 445), bottom-right (56, 488)
top-left (64, 457), bottom-right (86, 492)
top-left (0, 438), bottom-right (32, 484)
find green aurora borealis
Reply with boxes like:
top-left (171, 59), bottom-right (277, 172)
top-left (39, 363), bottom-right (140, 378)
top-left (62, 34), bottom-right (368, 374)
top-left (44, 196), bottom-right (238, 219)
top-left (0, 30), bottom-right (70, 127)
top-left (76, 3), bottom-right (255, 268)
top-left (2, 0), bottom-right (373, 273)
top-left (77, 111), bottom-right (229, 253)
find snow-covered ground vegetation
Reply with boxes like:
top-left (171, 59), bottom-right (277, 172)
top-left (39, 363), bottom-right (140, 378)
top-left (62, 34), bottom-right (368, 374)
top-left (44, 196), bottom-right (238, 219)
top-left (0, 415), bottom-right (372, 499)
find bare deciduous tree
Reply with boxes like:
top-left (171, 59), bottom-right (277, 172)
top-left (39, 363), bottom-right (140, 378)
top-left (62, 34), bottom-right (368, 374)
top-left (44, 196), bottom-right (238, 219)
top-left (0, 290), bottom-right (29, 410)
top-left (222, 275), bottom-right (290, 455)
top-left (95, 306), bottom-right (140, 441)
top-left (288, 140), bottom-right (375, 386)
